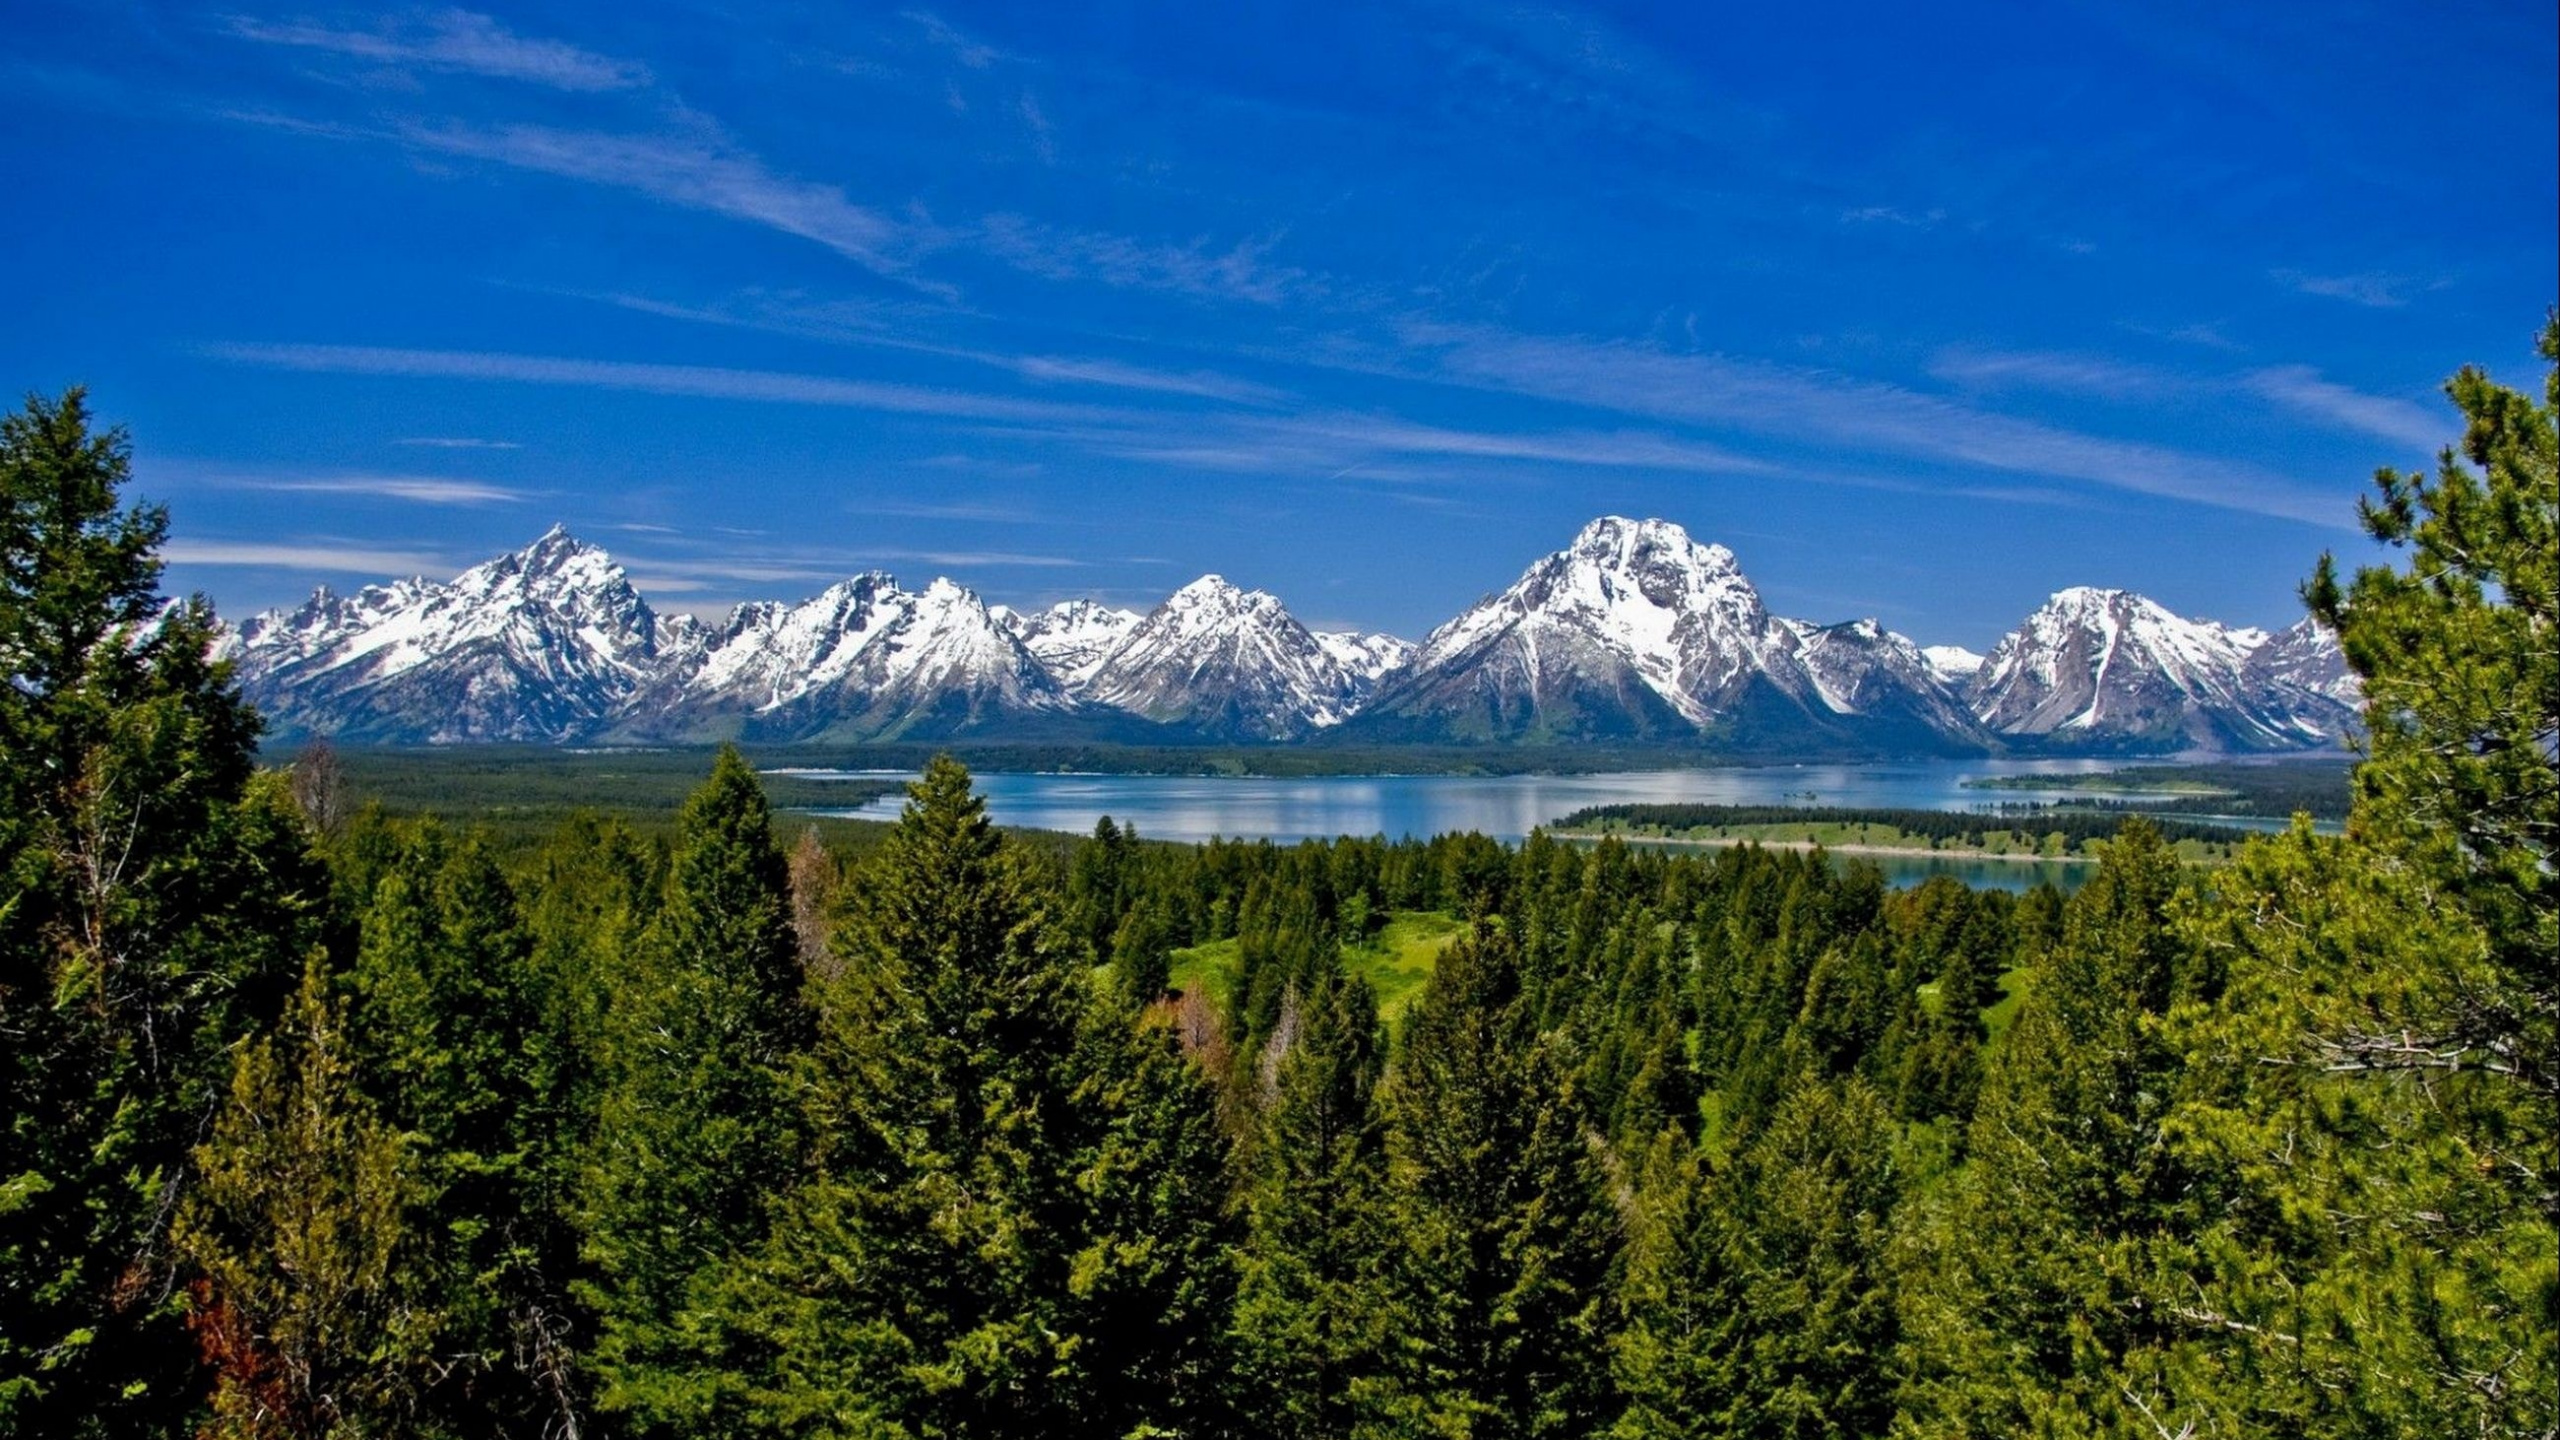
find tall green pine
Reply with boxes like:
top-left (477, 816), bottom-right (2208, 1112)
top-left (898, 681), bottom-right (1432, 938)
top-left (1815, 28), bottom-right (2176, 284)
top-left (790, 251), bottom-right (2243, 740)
top-left (580, 746), bottom-right (807, 1437)
top-left (1378, 920), bottom-right (1619, 1438)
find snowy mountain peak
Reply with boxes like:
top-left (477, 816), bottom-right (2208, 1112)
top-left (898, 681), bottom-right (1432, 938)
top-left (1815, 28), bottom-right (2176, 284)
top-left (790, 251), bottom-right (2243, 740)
top-left (1970, 587), bottom-right (2357, 750)
top-left (1353, 516), bottom-right (1974, 748)
top-left (998, 599), bottom-right (1144, 689)
top-left (1569, 515), bottom-right (1740, 575)
top-left (1083, 573), bottom-right (1370, 738)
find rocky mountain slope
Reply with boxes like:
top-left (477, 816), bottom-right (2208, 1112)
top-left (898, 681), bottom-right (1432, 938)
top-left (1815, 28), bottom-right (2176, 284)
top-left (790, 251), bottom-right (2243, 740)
top-left (1076, 576), bottom-right (1377, 741)
top-left (1967, 587), bottom-right (2358, 752)
top-left (1342, 517), bottom-right (1986, 751)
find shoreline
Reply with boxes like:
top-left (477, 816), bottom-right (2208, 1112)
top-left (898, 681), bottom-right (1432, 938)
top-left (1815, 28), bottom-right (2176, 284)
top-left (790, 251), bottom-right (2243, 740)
top-left (1552, 830), bottom-right (2098, 865)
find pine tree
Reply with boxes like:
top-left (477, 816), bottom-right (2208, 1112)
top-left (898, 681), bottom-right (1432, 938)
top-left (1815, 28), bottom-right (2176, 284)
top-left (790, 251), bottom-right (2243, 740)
top-left (749, 755), bottom-right (1110, 1435)
top-left (1233, 963), bottom-right (1399, 1439)
top-left (2304, 309), bottom-right (2557, 1181)
top-left (1377, 920), bottom-right (1620, 1439)
top-left (343, 829), bottom-right (585, 1435)
top-left (1893, 821), bottom-right (2189, 1434)
top-left (1617, 1080), bottom-right (1900, 1440)
top-left (2107, 316), bottom-right (2560, 1437)
top-left (1, 389), bottom-right (325, 1436)
top-left (580, 746), bottom-right (807, 1438)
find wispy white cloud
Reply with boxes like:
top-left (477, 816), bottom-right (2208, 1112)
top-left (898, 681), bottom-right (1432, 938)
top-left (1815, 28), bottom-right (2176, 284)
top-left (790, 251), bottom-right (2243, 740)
top-left (911, 453), bottom-right (1046, 479)
top-left (1018, 91), bottom-right (1057, 164)
top-left (209, 341), bottom-right (1122, 425)
top-left (575, 288), bottom-right (1290, 403)
top-left (1841, 205), bottom-right (1946, 227)
top-left (848, 498), bottom-right (1042, 523)
top-left (978, 215), bottom-right (1311, 305)
top-left (1926, 346), bottom-right (2178, 396)
top-left (399, 122), bottom-right (920, 277)
top-left (394, 435), bottom-right (519, 449)
top-left (1929, 345), bottom-right (2446, 451)
top-left (164, 538), bottom-right (456, 574)
top-left (235, 473), bottom-right (527, 505)
top-left (2271, 268), bottom-right (2432, 309)
top-left (1011, 354), bottom-right (1286, 404)
top-left (1406, 327), bottom-right (2352, 526)
top-left (902, 10), bottom-right (1007, 69)
top-left (225, 9), bottom-right (650, 91)
top-left (2245, 366), bottom-right (2443, 449)
top-left (147, 459), bottom-right (527, 505)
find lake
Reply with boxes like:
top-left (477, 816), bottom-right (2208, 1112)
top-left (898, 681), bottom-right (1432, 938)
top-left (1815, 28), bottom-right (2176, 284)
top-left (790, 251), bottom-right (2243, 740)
top-left (782, 758), bottom-right (2303, 893)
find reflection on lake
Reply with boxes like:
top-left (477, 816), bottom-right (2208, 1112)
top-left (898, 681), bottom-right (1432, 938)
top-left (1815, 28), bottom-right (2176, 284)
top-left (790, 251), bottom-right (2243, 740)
top-left (785, 758), bottom-right (2309, 894)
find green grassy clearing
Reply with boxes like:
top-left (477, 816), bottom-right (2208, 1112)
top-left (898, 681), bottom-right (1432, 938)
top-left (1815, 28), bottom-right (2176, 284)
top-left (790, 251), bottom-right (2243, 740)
top-left (1168, 909), bottom-right (1467, 1024)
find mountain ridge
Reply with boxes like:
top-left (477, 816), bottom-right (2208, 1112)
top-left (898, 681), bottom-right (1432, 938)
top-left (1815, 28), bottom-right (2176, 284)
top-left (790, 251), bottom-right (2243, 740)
top-left (219, 519), bottom-right (2359, 755)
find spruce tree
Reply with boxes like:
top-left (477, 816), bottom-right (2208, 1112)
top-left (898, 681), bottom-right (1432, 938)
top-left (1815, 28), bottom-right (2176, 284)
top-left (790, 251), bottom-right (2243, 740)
top-left (580, 746), bottom-right (806, 1438)
top-left (750, 755), bottom-right (1106, 1435)
top-left (1233, 963), bottom-right (1399, 1439)
top-left (1377, 920), bottom-right (1619, 1438)
top-left (1893, 821), bottom-right (2189, 1433)
top-left (343, 829), bottom-right (587, 1435)
top-left (0, 389), bottom-right (325, 1436)
top-left (1617, 1080), bottom-right (1900, 1440)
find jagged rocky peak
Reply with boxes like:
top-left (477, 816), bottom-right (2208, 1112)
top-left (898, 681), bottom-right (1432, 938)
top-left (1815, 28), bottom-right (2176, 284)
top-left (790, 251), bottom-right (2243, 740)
top-left (1521, 515), bottom-right (1754, 616)
top-left (1968, 586), bottom-right (2353, 751)
top-left (1314, 629), bottom-right (1415, 684)
top-left (1083, 572), bottom-right (1370, 739)
top-left (218, 516), bottom-right (2357, 754)
top-left (223, 527), bottom-right (684, 743)
top-left (998, 598), bottom-right (1145, 689)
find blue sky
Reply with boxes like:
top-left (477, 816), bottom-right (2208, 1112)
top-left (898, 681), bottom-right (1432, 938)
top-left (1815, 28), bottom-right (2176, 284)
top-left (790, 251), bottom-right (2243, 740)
top-left (3, 2), bottom-right (2552, 646)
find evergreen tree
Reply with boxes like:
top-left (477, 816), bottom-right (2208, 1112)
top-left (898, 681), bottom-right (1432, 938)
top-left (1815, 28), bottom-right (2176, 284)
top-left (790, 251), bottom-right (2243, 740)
top-left (1378, 920), bottom-right (1619, 1438)
top-left (1894, 821), bottom-right (2189, 1434)
top-left (345, 829), bottom-right (586, 1435)
top-left (1233, 963), bottom-right (1399, 1439)
top-left (752, 756), bottom-right (1167, 1436)
top-left (2110, 317), bottom-right (2560, 1437)
top-left (579, 746), bottom-right (807, 1438)
top-left (1617, 1080), bottom-right (1901, 1440)
top-left (0, 389), bottom-right (325, 1436)
top-left (173, 956), bottom-right (432, 1439)
top-left (2304, 309), bottom-right (2557, 1178)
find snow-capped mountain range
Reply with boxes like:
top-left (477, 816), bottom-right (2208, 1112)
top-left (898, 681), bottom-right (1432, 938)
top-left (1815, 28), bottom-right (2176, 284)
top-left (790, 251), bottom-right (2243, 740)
top-left (217, 518), bottom-right (2359, 753)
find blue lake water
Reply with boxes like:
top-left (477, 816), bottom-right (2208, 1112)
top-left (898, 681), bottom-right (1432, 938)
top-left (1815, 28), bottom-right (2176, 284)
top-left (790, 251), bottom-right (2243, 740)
top-left (782, 758), bottom-right (2321, 893)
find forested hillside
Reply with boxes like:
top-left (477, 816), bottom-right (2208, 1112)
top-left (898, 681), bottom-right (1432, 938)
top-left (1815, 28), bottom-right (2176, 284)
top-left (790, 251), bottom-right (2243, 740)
top-left (3, 320), bottom-right (2553, 1438)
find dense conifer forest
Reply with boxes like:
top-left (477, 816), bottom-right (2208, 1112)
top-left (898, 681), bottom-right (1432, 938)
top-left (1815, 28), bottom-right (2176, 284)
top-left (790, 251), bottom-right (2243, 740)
top-left (3, 322), bottom-right (2553, 1438)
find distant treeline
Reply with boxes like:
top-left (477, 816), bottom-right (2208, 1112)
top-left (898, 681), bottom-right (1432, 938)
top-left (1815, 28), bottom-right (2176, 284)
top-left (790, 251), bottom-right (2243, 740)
top-left (1965, 760), bottom-right (2354, 819)
top-left (1554, 801), bottom-right (2259, 848)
